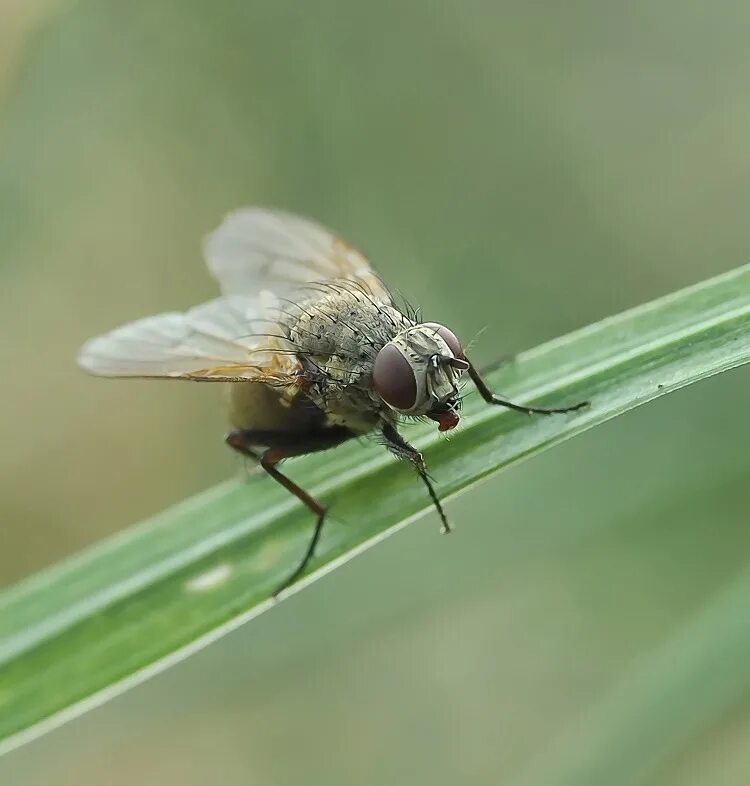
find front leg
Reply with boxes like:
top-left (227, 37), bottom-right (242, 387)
top-left (466, 357), bottom-right (589, 415)
top-left (381, 421), bottom-right (451, 534)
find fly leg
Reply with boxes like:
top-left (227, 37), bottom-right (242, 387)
top-left (226, 426), bottom-right (353, 595)
top-left (466, 357), bottom-right (589, 415)
top-left (380, 421), bottom-right (451, 534)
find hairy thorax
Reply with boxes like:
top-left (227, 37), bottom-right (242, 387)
top-left (283, 285), bottom-right (413, 433)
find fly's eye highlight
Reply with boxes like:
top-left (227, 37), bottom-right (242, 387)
top-left (424, 322), bottom-right (463, 359)
top-left (373, 344), bottom-right (417, 411)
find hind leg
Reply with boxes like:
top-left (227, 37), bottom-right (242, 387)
top-left (226, 426), bottom-right (353, 594)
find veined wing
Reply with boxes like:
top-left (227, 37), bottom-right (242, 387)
top-left (203, 207), bottom-right (390, 302)
top-left (79, 207), bottom-right (387, 381)
top-left (77, 295), bottom-right (299, 382)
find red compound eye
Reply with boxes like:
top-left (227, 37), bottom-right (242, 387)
top-left (373, 344), bottom-right (417, 410)
top-left (423, 322), bottom-right (463, 359)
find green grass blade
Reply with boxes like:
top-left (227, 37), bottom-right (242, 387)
top-left (2, 264), bottom-right (750, 754)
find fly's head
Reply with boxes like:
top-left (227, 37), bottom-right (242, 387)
top-left (373, 323), bottom-right (468, 432)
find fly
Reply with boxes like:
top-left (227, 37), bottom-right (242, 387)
top-left (78, 208), bottom-right (588, 594)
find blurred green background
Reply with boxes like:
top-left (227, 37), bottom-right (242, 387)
top-left (2, 2), bottom-right (750, 784)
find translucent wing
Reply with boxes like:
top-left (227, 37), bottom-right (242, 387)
top-left (203, 207), bottom-right (389, 301)
top-left (78, 295), bottom-right (298, 381)
top-left (79, 207), bottom-right (388, 381)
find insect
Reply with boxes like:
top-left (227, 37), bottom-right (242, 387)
top-left (79, 208), bottom-right (587, 593)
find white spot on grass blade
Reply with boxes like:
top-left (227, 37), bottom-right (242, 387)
top-left (184, 563), bottom-right (233, 593)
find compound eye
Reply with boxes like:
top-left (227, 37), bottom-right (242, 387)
top-left (424, 322), bottom-right (463, 359)
top-left (373, 344), bottom-right (417, 411)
